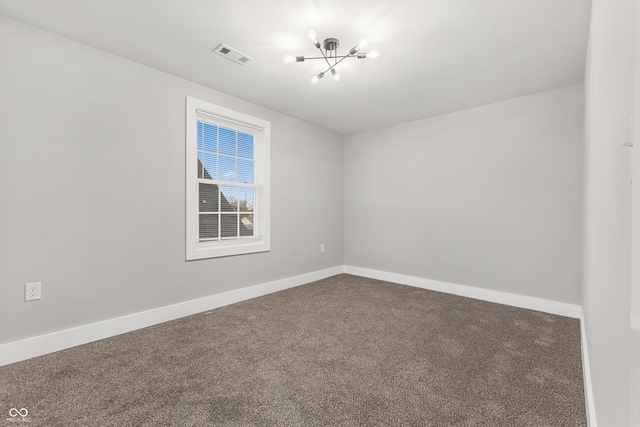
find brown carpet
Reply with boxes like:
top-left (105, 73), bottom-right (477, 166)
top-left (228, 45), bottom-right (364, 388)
top-left (0, 274), bottom-right (586, 426)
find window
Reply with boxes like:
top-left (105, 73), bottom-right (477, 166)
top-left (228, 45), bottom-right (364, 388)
top-left (186, 97), bottom-right (270, 260)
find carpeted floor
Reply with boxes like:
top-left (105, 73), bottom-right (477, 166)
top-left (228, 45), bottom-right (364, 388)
top-left (1, 274), bottom-right (586, 426)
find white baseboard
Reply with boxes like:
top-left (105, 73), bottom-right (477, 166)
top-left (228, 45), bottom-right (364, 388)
top-left (1, 265), bottom-right (583, 367)
top-left (344, 265), bottom-right (581, 318)
top-left (0, 266), bottom-right (345, 367)
top-left (580, 308), bottom-right (598, 427)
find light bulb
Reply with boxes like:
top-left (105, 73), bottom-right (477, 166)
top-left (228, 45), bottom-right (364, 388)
top-left (358, 39), bottom-right (369, 50)
top-left (331, 68), bottom-right (340, 81)
top-left (367, 50), bottom-right (380, 59)
top-left (283, 55), bottom-right (296, 64)
top-left (308, 30), bottom-right (320, 47)
top-left (311, 71), bottom-right (324, 84)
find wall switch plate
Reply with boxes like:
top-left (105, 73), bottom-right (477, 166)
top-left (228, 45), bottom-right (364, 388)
top-left (25, 282), bottom-right (41, 301)
top-left (320, 243), bottom-right (325, 253)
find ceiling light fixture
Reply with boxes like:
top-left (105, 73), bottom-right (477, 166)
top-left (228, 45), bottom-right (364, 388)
top-left (283, 30), bottom-right (380, 84)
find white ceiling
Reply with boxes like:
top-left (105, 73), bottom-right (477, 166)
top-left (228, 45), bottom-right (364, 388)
top-left (0, 0), bottom-right (591, 135)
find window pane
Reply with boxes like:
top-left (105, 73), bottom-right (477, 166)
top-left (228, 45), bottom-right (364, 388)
top-left (221, 214), bottom-right (238, 238)
top-left (220, 185), bottom-right (238, 212)
top-left (240, 214), bottom-right (254, 237)
top-left (200, 152), bottom-right (217, 180)
top-left (202, 123), bottom-right (217, 152)
top-left (238, 133), bottom-right (253, 159)
top-left (198, 122), bottom-right (204, 150)
top-left (218, 155), bottom-right (236, 182)
top-left (199, 184), bottom-right (219, 213)
top-left (197, 155), bottom-right (203, 179)
top-left (237, 159), bottom-right (254, 184)
top-left (199, 214), bottom-right (218, 239)
top-left (219, 127), bottom-right (236, 155)
top-left (238, 188), bottom-right (254, 212)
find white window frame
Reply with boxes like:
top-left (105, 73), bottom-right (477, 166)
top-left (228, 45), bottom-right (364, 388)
top-left (185, 96), bottom-right (270, 260)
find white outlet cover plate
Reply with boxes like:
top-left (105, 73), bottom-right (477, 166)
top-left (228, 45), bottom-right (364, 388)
top-left (25, 282), bottom-right (41, 301)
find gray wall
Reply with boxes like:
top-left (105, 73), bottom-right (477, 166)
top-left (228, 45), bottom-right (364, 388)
top-left (0, 17), bottom-right (344, 344)
top-left (344, 85), bottom-right (584, 304)
top-left (583, 0), bottom-right (634, 425)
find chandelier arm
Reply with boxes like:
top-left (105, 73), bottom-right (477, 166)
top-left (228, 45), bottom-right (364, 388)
top-left (312, 51), bottom-right (360, 71)
top-left (319, 53), bottom-right (355, 75)
top-left (299, 55), bottom-right (355, 60)
top-left (316, 45), bottom-right (334, 70)
top-left (313, 51), bottom-right (359, 78)
top-left (327, 52), bottom-right (356, 68)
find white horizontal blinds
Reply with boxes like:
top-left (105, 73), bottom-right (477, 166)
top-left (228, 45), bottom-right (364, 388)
top-left (196, 111), bottom-right (258, 243)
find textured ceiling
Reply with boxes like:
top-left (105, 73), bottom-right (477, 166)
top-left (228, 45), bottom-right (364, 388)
top-left (0, 0), bottom-right (591, 135)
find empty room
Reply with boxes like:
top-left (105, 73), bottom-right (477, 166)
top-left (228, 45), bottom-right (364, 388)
top-left (0, 0), bottom-right (638, 426)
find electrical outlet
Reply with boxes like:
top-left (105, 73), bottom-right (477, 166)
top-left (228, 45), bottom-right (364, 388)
top-left (320, 243), bottom-right (325, 253)
top-left (25, 282), bottom-right (41, 301)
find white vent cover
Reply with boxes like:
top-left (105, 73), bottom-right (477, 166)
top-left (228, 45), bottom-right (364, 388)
top-left (213, 44), bottom-right (254, 65)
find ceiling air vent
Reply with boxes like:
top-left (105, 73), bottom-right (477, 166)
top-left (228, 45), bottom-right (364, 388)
top-left (213, 44), bottom-right (254, 65)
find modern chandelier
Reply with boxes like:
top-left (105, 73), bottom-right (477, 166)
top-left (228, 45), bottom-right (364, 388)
top-left (283, 30), bottom-right (380, 84)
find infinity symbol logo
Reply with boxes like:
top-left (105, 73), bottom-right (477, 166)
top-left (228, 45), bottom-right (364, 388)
top-left (9, 408), bottom-right (28, 418)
